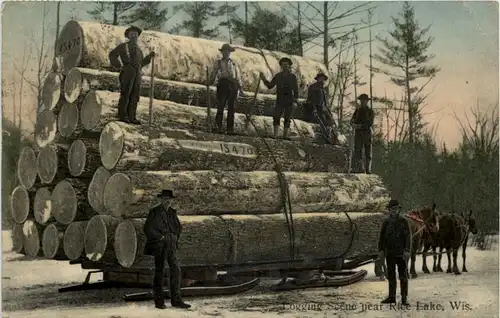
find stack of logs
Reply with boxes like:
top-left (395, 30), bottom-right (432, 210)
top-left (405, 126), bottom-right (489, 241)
top-left (10, 21), bottom-right (390, 278)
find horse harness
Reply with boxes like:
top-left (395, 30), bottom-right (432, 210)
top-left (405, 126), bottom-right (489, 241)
top-left (405, 211), bottom-right (429, 237)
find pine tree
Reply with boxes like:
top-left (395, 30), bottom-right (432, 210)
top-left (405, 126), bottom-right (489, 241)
top-left (87, 2), bottom-right (136, 26)
top-left (122, 3), bottom-right (172, 31)
top-left (172, 2), bottom-right (220, 38)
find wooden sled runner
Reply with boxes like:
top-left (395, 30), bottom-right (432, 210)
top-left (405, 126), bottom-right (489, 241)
top-left (269, 270), bottom-right (367, 291)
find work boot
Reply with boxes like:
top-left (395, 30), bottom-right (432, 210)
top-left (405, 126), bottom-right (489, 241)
top-left (273, 125), bottom-right (279, 139)
top-left (381, 278), bottom-right (397, 304)
top-left (172, 300), bottom-right (191, 309)
top-left (283, 127), bottom-right (291, 140)
top-left (400, 279), bottom-right (409, 305)
top-left (153, 287), bottom-right (166, 309)
top-left (118, 116), bottom-right (130, 123)
top-left (129, 119), bottom-right (141, 125)
top-left (381, 296), bottom-right (396, 304)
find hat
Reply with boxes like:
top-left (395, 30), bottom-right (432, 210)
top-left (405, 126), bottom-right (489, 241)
top-left (279, 57), bottom-right (293, 66)
top-left (358, 94), bottom-right (371, 101)
top-left (157, 189), bottom-right (176, 199)
top-left (315, 71), bottom-right (328, 81)
top-left (386, 199), bottom-right (401, 209)
top-left (219, 43), bottom-right (235, 52)
top-left (124, 26), bottom-right (142, 39)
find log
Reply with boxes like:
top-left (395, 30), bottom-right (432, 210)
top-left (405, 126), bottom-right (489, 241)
top-left (10, 186), bottom-right (33, 224)
top-left (63, 221), bottom-right (88, 260)
top-left (22, 219), bottom-right (44, 257)
top-left (87, 166), bottom-right (112, 214)
top-left (41, 72), bottom-right (63, 111)
top-left (17, 146), bottom-right (38, 189)
top-left (55, 21), bottom-right (327, 97)
top-left (52, 179), bottom-right (97, 224)
top-left (34, 109), bottom-right (58, 148)
top-left (33, 187), bottom-right (54, 225)
top-left (103, 171), bottom-right (390, 218)
top-left (36, 144), bottom-right (69, 184)
top-left (68, 139), bottom-right (100, 178)
top-left (57, 102), bottom-right (80, 138)
top-left (42, 223), bottom-right (67, 259)
top-left (85, 90), bottom-right (322, 141)
top-left (12, 223), bottom-right (24, 254)
top-left (84, 215), bottom-right (120, 262)
top-left (98, 121), bottom-right (346, 172)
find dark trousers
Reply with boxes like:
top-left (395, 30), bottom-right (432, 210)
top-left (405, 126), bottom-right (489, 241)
top-left (386, 255), bottom-right (408, 299)
top-left (118, 66), bottom-right (141, 120)
top-left (273, 100), bottom-right (294, 128)
top-left (215, 79), bottom-right (238, 132)
top-left (353, 129), bottom-right (372, 172)
top-left (153, 234), bottom-right (182, 305)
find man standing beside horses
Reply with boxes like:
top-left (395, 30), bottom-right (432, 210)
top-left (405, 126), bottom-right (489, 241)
top-left (378, 199), bottom-right (411, 305)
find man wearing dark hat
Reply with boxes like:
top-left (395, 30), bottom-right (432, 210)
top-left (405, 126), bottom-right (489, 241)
top-left (378, 199), bottom-right (411, 306)
top-left (144, 190), bottom-right (191, 309)
top-left (350, 94), bottom-right (375, 173)
top-left (109, 26), bottom-right (155, 124)
top-left (259, 57), bottom-right (299, 139)
top-left (209, 43), bottom-right (243, 135)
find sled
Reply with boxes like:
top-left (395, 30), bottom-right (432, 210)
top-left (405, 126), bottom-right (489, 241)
top-left (269, 269), bottom-right (367, 291)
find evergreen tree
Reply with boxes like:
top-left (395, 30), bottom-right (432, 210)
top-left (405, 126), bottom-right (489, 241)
top-left (172, 2), bottom-right (220, 38)
top-left (122, 3), bottom-right (172, 31)
top-left (87, 2), bottom-right (136, 25)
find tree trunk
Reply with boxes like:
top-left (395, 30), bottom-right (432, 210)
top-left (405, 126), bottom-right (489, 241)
top-left (81, 89), bottom-right (322, 141)
top-left (98, 121), bottom-right (346, 172)
top-left (84, 215), bottom-right (120, 262)
top-left (34, 187), bottom-right (55, 225)
top-left (52, 179), bottom-right (97, 224)
top-left (63, 221), bottom-right (88, 260)
top-left (41, 72), bottom-right (63, 112)
top-left (103, 171), bottom-right (390, 218)
top-left (12, 223), bottom-right (24, 254)
top-left (36, 144), bottom-right (69, 184)
top-left (87, 166), bottom-right (112, 214)
top-left (22, 219), bottom-right (45, 257)
top-left (58, 102), bottom-right (80, 138)
top-left (34, 109), bottom-right (58, 148)
top-left (68, 139), bottom-right (100, 178)
top-left (42, 223), bottom-right (67, 259)
top-left (17, 146), bottom-right (39, 190)
top-left (10, 186), bottom-right (35, 224)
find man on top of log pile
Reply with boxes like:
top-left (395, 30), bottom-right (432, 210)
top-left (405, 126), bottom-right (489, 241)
top-left (210, 43), bottom-right (243, 135)
top-left (259, 57), bottom-right (299, 140)
top-left (350, 94), bottom-right (375, 173)
top-left (144, 190), bottom-right (191, 310)
top-left (109, 26), bottom-right (155, 124)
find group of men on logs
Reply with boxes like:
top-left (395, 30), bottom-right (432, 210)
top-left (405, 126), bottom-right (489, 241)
top-left (109, 25), bottom-right (375, 174)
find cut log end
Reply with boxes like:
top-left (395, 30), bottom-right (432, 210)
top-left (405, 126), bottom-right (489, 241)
top-left (88, 167), bottom-right (112, 214)
top-left (10, 186), bottom-right (30, 224)
top-left (56, 20), bottom-right (85, 75)
top-left (52, 180), bottom-right (78, 225)
top-left (12, 223), bottom-right (24, 253)
top-left (34, 110), bottom-right (57, 148)
top-left (99, 122), bottom-right (125, 170)
top-left (84, 215), bottom-right (115, 262)
top-left (42, 224), bottom-right (64, 259)
top-left (58, 102), bottom-right (79, 137)
top-left (103, 172), bottom-right (132, 217)
top-left (36, 145), bottom-right (58, 184)
top-left (114, 220), bottom-right (139, 268)
top-left (63, 221), bottom-right (87, 260)
top-left (23, 220), bottom-right (42, 257)
top-left (64, 67), bottom-right (84, 103)
top-left (34, 187), bottom-right (53, 225)
top-left (68, 140), bottom-right (87, 177)
top-left (17, 147), bottom-right (38, 189)
top-left (80, 90), bottom-right (103, 130)
top-left (42, 72), bottom-right (62, 111)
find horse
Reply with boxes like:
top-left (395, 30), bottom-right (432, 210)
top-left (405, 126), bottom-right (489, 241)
top-left (405, 203), bottom-right (440, 278)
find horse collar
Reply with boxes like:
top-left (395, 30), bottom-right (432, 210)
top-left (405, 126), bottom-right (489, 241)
top-left (406, 211), bottom-right (424, 223)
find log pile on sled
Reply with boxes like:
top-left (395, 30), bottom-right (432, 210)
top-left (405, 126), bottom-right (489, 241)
top-left (9, 20), bottom-right (390, 285)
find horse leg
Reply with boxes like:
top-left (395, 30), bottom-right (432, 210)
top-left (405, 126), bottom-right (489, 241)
top-left (410, 244), bottom-right (418, 279)
top-left (436, 246), bottom-right (444, 272)
top-left (446, 249), bottom-right (453, 273)
top-left (452, 248), bottom-right (461, 275)
top-left (462, 235), bottom-right (469, 272)
top-left (432, 246), bottom-right (438, 272)
top-left (422, 243), bottom-right (430, 273)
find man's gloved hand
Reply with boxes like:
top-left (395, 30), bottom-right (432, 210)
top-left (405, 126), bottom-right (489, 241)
top-left (403, 251), bottom-right (411, 261)
top-left (149, 51), bottom-right (156, 58)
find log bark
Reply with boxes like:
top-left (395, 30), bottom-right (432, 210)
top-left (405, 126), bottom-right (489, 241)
top-left (87, 166), bottom-right (112, 214)
top-left (63, 221), bottom-right (88, 260)
top-left (55, 21), bottom-right (327, 97)
top-left (41, 72), bottom-right (63, 111)
top-left (98, 121), bottom-right (346, 172)
top-left (68, 139), bottom-right (100, 178)
top-left (17, 147), bottom-right (38, 189)
top-left (36, 144), bottom-right (70, 184)
top-left (84, 215), bottom-right (120, 262)
top-left (34, 187), bottom-right (55, 225)
top-left (34, 109), bottom-right (58, 148)
top-left (22, 219), bottom-right (44, 257)
top-left (42, 223), bottom-right (68, 259)
top-left (12, 223), bottom-right (24, 254)
top-left (52, 179), bottom-right (97, 224)
top-left (103, 171), bottom-right (390, 218)
top-left (10, 186), bottom-right (34, 224)
top-left (57, 102), bottom-right (80, 138)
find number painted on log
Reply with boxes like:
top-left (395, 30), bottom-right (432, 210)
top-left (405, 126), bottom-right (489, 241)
top-left (58, 37), bottom-right (82, 55)
top-left (177, 140), bottom-right (258, 158)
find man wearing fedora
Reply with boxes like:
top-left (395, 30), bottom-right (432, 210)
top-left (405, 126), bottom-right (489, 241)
top-left (109, 25), bottom-right (155, 125)
top-left (209, 43), bottom-right (243, 135)
top-left (350, 94), bottom-right (375, 173)
top-left (378, 199), bottom-right (411, 306)
top-left (144, 190), bottom-right (191, 309)
top-left (259, 57), bottom-right (299, 140)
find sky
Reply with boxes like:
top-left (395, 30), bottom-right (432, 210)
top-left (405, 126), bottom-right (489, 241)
top-left (2, 1), bottom-right (498, 149)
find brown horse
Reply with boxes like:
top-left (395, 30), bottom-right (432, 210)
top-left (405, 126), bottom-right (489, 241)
top-left (405, 203), bottom-right (440, 278)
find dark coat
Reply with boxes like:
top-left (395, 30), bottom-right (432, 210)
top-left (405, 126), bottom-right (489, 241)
top-left (109, 42), bottom-right (152, 71)
top-left (262, 71), bottom-right (299, 102)
top-left (378, 214), bottom-right (412, 256)
top-left (351, 106), bottom-right (375, 130)
top-left (143, 204), bottom-right (183, 256)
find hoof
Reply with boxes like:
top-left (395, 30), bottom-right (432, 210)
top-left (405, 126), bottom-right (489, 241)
top-left (422, 268), bottom-right (430, 274)
top-left (462, 268), bottom-right (468, 272)
top-left (436, 267), bottom-right (443, 272)
top-left (454, 271), bottom-right (461, 275)
top-left (411, 273), bottom-right (418, 279)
